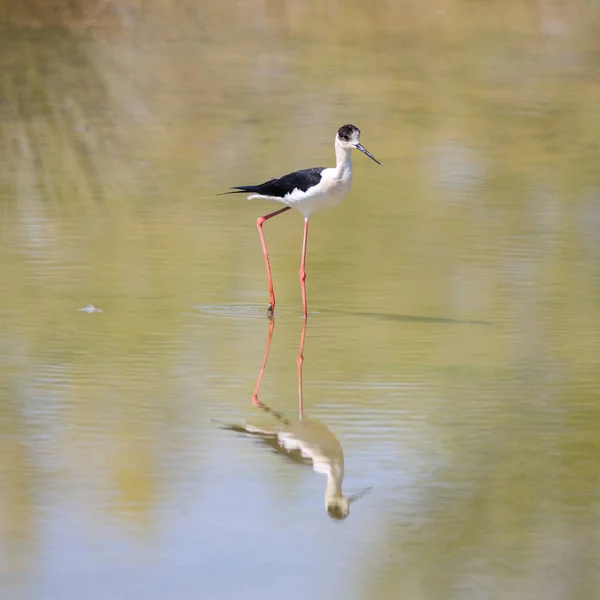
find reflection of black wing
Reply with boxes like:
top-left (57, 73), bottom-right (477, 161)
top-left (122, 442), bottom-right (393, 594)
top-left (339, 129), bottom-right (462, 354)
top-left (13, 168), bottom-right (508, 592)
top-left (212, 420), bottom-right (312, 467)
top-left (224, 167), bottom-right (326, 198)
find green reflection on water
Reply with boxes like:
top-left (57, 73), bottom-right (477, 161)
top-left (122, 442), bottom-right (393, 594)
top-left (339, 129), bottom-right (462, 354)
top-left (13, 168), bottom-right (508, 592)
top-left (1, 1), bottom-right (600, 599)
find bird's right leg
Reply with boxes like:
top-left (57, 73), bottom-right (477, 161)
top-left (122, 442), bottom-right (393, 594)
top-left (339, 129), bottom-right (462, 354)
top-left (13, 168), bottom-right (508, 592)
top-left (256, 206), bottom-right (291, 317)
top-left (297, 318), bottom-right (307, 420)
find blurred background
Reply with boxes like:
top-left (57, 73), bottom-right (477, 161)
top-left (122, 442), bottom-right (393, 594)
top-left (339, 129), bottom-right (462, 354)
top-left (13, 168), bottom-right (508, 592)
top-left (1, 1), bottom-right (600, 598)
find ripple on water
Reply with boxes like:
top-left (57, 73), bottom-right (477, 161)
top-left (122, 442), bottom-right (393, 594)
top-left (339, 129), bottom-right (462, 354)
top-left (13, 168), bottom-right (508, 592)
top-left (194, 305), bottom-right (317, 319)
top-left (195, 304), bottom-right (268, 318)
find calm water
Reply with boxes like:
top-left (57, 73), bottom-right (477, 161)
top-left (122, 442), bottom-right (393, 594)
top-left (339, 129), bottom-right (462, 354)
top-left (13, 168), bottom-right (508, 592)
top-left (1, 2), bottom-right (600, 599)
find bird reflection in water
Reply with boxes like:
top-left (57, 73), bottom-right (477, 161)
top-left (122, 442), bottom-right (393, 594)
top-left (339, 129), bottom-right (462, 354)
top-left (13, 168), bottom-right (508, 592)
top-left (214, 319), bottom-right (371, 520)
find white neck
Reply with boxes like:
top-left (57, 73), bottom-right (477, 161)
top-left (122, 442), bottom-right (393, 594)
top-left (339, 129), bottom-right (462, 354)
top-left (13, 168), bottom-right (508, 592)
top-left (325, 465), bottom-right (344, 503)
top-left (334, 138), bottom-right (353, 178)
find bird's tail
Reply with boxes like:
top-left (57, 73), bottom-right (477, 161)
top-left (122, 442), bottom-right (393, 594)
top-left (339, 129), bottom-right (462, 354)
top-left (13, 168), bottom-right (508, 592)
top-left (217, 186), bottom-right (260, 196)
top-left (210, 418), bottom-right (277, 439)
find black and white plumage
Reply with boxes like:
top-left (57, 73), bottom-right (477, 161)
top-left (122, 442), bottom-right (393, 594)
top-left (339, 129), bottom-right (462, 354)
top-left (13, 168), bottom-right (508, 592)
top-left (212, 404), bottom-right (372, 520)
top-left (222, 124), bottom-right (381, 218)
top-left (227, 167), bottom-right (325, 200)
top-left (220, 124), bottom-right (381, 317)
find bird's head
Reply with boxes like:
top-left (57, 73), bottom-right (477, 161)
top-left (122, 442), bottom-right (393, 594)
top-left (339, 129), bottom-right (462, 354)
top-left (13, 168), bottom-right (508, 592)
top-left (326, 497), bottom-right (351, 520)
top-left (336, 124), bottom-right (382, 165)
top-left (325, 486), bottom-right (373, 521)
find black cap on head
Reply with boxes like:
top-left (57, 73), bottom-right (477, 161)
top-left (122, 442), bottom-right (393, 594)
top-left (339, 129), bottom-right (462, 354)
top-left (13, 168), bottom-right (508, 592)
top-left (327, 503), bottom-right (349, 520)
top-left (337, 124), bottom-right (360, 141)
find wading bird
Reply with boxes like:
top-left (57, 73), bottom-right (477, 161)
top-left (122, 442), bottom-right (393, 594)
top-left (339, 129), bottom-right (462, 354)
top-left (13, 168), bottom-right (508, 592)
top-left (221, 124), bottom-right (381, 318)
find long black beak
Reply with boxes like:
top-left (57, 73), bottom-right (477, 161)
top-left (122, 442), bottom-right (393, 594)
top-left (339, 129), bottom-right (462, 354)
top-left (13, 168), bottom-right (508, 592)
top-left (348, 486), bottom-right (373, 505)
top-left (356, 143), bottom-right (382, 166)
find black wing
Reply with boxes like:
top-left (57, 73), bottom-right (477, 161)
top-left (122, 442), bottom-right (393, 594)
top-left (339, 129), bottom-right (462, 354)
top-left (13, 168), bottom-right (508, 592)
top-left (211, 420), bottom-right (313, 467)
top-left (221, 167), bottom-right (326, 198)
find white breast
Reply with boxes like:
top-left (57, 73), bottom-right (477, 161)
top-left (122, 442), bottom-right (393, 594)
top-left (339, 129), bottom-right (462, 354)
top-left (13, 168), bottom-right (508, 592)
top-left (286, 167), bottom-right (353, 218)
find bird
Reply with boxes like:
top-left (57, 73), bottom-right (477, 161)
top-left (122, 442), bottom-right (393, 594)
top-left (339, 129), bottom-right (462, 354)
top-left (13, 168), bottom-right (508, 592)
top-left (212, 403), bottom-right (372, 520)
top-left (220, 124), bottom-right (381, 318)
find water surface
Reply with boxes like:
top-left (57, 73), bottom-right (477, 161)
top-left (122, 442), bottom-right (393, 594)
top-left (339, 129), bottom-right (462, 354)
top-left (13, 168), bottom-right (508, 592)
top-left (1, 2), bottom-right (600, 599)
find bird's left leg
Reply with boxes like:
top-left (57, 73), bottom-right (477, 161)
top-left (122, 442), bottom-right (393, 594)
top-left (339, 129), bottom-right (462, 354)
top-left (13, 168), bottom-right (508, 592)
top-left (299, 217), bottom-right (309, 318)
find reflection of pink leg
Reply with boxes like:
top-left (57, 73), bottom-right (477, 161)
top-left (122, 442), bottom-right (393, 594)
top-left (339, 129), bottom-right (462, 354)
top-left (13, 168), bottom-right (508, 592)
top-left (252, 319), bottom-right (275, 406)
top-left (256, 206), bottom-right (291, 316)
top-left (299, 217), bottom-right (309, 318)
top-left (297, 318), bottom-right (307, 419)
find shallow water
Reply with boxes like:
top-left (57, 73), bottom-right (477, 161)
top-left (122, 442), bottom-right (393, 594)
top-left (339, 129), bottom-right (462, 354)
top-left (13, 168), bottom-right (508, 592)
top-left (1, 2), bottom-right (600, 599)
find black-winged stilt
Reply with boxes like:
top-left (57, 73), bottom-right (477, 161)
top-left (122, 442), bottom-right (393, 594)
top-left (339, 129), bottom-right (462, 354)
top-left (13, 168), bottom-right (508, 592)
top-left (221, 124), bottom-right (381, 318)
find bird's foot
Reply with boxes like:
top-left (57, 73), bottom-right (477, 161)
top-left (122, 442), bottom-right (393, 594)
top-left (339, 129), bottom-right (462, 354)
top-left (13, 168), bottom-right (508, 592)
top-left (266, 303), bottom-right (274, 319)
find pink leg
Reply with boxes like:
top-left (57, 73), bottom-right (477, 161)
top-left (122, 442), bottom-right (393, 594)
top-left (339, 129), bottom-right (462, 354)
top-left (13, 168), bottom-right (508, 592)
top-left (252, 318), bottom-right (275, 406)
top-left (299, 217), bottom-right (309, 318)
top-left (256, 206), bottom-right (291, 317)
top-left (297, 318), bottom-right (307, 419)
